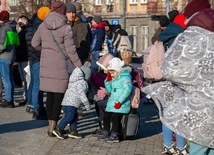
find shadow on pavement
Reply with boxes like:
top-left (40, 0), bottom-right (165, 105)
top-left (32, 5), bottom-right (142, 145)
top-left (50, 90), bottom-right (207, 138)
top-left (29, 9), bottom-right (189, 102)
top-left (0, 119), bottom-right (48, 134)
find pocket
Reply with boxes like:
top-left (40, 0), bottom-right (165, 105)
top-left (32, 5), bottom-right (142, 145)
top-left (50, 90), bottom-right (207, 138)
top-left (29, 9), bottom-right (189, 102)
top-left (142, 63), bottom-right (154, 79)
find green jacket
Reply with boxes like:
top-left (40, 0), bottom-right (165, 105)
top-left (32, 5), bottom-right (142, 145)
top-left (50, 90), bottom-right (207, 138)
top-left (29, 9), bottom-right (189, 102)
top-left (0, 20), bottom-right (19, 59)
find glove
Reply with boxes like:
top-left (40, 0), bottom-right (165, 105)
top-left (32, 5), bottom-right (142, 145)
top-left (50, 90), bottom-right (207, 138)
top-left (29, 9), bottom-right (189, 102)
top-left (114, 101), bottom-right (122, 109)
top-left (106, 71), bottom-right (112, 82)
top-left (84, 104), bottom-right (91, 111)
top-left (97, 87), bottom-right (107, 99)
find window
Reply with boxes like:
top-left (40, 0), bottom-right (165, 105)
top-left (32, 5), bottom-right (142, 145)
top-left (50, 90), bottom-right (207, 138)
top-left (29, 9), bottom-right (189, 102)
top-left (141, 26), bottom-right (149, 51)
top-left (130, 0), bottom-right (138, 4)
top-left (130, 26), bottom-right (138, 52)
top-left (95, 0), bottom-right (102, 5)
top-left (106, 0), bottom-right (114, 5)
top-left (141, 0), bottom-right (148, 4)
top-left (11, 0), bottom-right (16, 5)
top-left (130, 26), bottom-right (138, 35)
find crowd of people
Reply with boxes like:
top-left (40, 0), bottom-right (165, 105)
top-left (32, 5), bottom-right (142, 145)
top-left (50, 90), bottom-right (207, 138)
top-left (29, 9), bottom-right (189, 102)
top-left (0, 0), bottom-right (213, 155)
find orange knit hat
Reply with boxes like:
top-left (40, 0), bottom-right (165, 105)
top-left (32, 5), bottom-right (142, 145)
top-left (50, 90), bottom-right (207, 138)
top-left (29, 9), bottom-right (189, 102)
top-left (37, 7), bottom-right (51, 21)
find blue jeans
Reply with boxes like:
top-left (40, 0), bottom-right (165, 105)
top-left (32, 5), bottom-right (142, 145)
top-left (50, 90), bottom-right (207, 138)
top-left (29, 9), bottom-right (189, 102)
top-left (112, 47), bottom-right (118, 57)
top-left (27, 62), bottom-right (43, 110)
top-left (190, 141), bottom-right (214, 155)
top-left (162, 124), bottom-right (186, 149)
top-left (0, 59), bottom-right (14, 102)
top-left (18, 61), bottom-right (28, 99)
top-left (91, 50), bottom-right (101, 74)
top-left (58, 106), bottom-right (78, 130)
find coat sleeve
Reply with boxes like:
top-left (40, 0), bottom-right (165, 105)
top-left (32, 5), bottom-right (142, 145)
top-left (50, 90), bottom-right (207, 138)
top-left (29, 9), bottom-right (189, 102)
top-left (76, 24), bottom-right (88, 49)
top-left (151, 27), bottom-right (162, 44)
top-left (64, 26), bottom-right (82, 68)
top-left (77, 82), bottom-right (89, 104)
top-left (0, 26), bottom-right (9, 50)
top-left (92, 28), bottom-right (105, 52)
top-left (31, 25), bottom-right (42, 51)
top-left (117, 77), bottom-right (132, 104)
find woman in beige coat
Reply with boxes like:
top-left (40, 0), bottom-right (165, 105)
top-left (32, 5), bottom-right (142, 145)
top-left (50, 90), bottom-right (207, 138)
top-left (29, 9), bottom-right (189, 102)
top-left (32, 1), bottom-right (82, 137)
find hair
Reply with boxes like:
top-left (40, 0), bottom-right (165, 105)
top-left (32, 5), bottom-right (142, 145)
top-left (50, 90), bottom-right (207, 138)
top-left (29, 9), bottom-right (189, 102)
top-left (17, 15), bottom-right (29, 24)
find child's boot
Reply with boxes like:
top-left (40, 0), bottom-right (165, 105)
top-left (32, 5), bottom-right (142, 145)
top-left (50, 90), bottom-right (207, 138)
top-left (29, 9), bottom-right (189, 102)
top-left (68, 129), bottom-right (82, 139)
top-left (106, 132), bottom-right (119, 143)
top-left (53, 127), bottom-right (65, 140)
top-left (175, 145), bottom-right (189, 155)
top-left (98, 130), bottom-right (109, 140)
top-left (161, 144), bottom-right (176, 155)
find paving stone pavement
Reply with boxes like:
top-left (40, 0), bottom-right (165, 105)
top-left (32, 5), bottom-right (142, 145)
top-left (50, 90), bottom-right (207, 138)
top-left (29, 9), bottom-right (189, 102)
top-left (0, 87), bottom-right (163, 155)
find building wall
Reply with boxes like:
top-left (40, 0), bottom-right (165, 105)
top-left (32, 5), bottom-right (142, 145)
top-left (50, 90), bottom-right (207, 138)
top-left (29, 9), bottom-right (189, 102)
top-left (2, 0), bottom-right (214, 54)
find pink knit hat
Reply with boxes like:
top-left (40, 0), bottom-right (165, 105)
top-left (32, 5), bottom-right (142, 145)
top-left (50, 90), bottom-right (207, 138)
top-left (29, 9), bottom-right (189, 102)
top-left (96, 53), bottom-right (114, 71)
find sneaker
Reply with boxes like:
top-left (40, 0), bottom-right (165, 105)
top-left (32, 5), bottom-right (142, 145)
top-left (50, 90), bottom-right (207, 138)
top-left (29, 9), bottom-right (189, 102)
top-left (26, 105), bottom-right (34, 114)
top-left (106, 132), bottom-right (119, 143)
top-left (174, 145), bottom-right (189, 155)
top-left (68, 129), bottom-right (82, 139)
top-left (53, 128), bottom-right (65, 140)
top-left (32, 110), bottom-right (48, 120)
top-left (18, 100), bottom-right (27, 106)
top-left (161, 144), bottom-right (176, 155)
top-left (0, 100), bottom-right (14, 108)
top-left (98, 130), bottom-right (109, 140)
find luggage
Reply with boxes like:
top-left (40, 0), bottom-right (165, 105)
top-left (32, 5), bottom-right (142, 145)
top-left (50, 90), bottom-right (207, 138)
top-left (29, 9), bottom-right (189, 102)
top-left (121, 108), bottom-right (140, 140)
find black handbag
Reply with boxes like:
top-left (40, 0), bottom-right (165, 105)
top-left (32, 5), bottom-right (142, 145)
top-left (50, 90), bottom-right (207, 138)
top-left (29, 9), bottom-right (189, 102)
top-left (50, 30), bottom-right (74, 75)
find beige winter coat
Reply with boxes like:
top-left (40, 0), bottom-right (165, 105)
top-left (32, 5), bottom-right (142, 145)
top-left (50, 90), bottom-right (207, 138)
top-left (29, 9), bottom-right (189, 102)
top-left (32, 12), bottom-right (82, 93)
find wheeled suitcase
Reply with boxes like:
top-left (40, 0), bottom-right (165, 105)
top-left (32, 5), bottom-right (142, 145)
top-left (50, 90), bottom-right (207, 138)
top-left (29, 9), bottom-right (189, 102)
top-left (121, 108), bottom-right (140, 140)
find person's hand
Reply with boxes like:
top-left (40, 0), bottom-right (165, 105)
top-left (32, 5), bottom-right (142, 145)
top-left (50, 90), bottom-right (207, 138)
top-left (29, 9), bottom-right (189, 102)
top-left (97, 87), bottom-right (107, 99)
top-left (85, 104), bottom-right (91, 111)
top-left (106, 71), bottom-right (112, 82)
top-left (114, 101), bottom-right (122, 109)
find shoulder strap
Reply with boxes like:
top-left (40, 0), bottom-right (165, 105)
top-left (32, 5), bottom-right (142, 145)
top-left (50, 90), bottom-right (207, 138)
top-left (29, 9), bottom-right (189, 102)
top-left (49, 30), bottom-right (69, 61)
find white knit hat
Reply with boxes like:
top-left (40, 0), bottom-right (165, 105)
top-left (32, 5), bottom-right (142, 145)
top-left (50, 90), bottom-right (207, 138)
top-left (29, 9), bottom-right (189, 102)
top-left (107, 57), bottom-right (125, 72)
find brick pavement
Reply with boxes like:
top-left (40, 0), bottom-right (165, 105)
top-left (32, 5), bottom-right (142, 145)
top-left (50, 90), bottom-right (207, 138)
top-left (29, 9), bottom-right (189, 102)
top-left (0, 87), bottom-right (163, 155)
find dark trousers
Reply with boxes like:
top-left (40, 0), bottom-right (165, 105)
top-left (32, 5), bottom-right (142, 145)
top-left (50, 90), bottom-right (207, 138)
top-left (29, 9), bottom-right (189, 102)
top-left (95, 98), bottom-right (107, 121)
top-left (103, 112), bottom-right (124, 133)
top-left (46, 92), bottom-right (64, 121)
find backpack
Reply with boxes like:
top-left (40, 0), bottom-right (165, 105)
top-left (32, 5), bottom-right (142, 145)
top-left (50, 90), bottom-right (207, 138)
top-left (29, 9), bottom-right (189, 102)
top-left (113, 34), bottom-right (132, 52)
top-left (130, 86), bottom-right (141, 109)
top-left (142, 42), bottom-right (165, 80)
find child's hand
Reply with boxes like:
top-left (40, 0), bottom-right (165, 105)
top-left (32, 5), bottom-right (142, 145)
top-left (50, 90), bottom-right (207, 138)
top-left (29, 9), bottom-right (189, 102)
top-left (85, 104), bottom-right (91, 111)
top-left (97, 87), bottom-right (107, 99)
top-left (114, 101), bottom-right (122, 109)
top-left (106, 71), bottom-right (112, 82)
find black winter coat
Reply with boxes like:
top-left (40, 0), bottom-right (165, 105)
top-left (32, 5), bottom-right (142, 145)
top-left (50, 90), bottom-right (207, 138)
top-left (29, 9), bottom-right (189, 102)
top-left (26, 15), bottom-right (43, 64)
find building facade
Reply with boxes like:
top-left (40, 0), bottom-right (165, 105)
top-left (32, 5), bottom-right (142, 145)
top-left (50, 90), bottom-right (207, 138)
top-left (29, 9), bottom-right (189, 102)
top-left (1, 0), bottom-right (213, 54)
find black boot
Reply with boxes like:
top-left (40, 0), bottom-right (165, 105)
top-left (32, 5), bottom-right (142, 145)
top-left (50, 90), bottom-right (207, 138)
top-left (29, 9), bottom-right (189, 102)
top-left (0, 100), bottom-right (14, 108)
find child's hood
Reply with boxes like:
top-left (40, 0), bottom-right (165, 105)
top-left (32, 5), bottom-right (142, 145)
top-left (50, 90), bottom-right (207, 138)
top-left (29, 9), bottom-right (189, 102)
top-left (118, 66), bottom-right (132, 77)
top-left (69, 67), bottom-right (84, 83)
